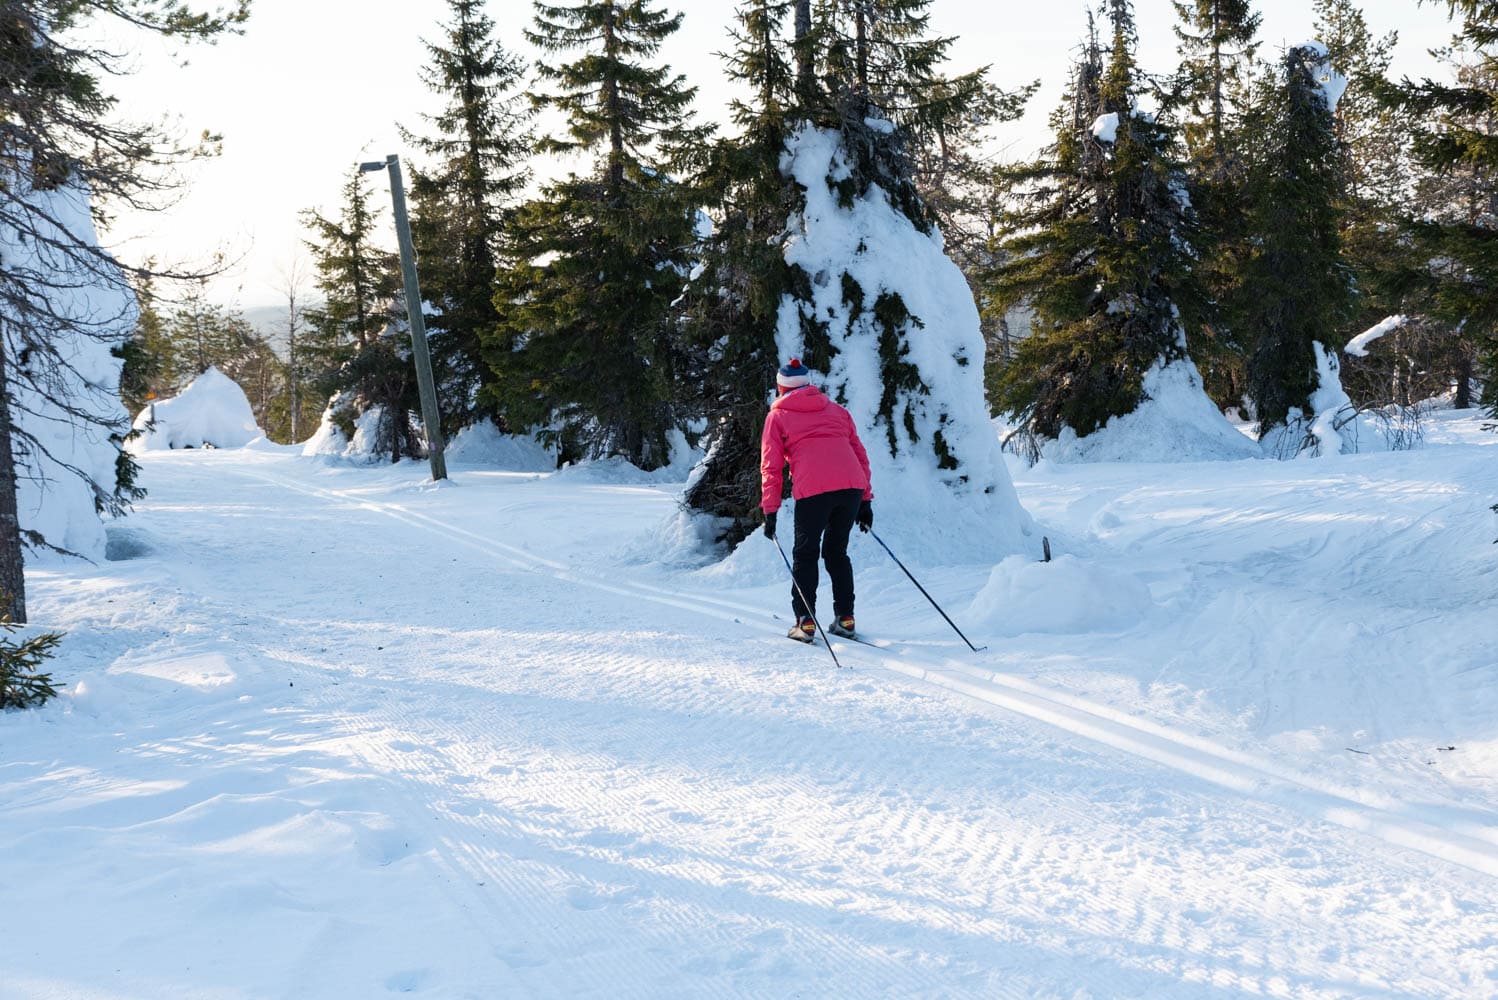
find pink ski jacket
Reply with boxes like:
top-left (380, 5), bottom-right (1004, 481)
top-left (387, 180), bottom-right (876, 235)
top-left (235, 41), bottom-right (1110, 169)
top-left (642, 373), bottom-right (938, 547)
top-left (760, 386), bottom-right (874, 515)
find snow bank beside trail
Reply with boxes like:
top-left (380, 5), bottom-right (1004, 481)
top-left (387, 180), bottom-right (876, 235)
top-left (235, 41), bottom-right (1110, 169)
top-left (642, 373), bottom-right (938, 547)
top-left (301, 401), bottom-right (404, 463)
top-left (301, 402), bottom-right (349, 458)
top-left (1042, 359), bottom-right (1260, 464)
top-left (773, 124), bottom-right (1035, 564)
top-left (968, 554), bottom-right (1155, 636)
top-left (130, 367), bottom-right (262, 451)
top-left (445, 420), bottom-right (555, 471)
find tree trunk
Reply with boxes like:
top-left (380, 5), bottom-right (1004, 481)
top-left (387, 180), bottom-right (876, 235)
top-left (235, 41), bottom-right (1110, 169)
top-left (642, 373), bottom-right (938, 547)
top-left (1455, 350), bottom-right (1473, 409)
top-left (794, 0), bottom-right (814, 102)
top-left (0, 334), bottom-right (28, 623)
top-left (855, 2), bottom-right (869, 93)
top-left (603, 1), bottom-right (625, 193)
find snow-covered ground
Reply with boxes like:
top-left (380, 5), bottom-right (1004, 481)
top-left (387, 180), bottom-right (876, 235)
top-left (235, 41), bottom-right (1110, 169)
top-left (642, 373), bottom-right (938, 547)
top-left (4, 409), bottom-right (1497, 999)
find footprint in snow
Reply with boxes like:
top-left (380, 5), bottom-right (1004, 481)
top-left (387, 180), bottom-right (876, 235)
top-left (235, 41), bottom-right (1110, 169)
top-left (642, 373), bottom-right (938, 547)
top-left (383, 968), bottom-right (431, 993)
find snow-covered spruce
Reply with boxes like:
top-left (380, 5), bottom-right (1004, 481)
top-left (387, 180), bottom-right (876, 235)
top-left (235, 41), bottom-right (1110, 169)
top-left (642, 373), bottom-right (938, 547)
top-left (769, 124), bottom-right (1033, 564)
top-left (129, 366), bottom-right (264, 452)
top-left (5, 177), bottom-right (135, 563)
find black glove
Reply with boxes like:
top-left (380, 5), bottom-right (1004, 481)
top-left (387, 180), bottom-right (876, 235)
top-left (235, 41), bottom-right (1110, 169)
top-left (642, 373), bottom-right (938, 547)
top-left (857, 500), bottom-right (873, 533)
top-left (763, 511), bottom-right (777, 540)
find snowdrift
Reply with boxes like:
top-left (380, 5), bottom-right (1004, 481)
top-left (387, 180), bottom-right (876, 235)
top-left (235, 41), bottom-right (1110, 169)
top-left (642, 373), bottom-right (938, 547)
top-left (1041, 359), bottom-right (1261, 464)
top-left (446, 421), bottom-right (555, 471)
top-left (968, 554), bottom-right (1156, 636)
top-left (130, 367), bottom-right (263, 451)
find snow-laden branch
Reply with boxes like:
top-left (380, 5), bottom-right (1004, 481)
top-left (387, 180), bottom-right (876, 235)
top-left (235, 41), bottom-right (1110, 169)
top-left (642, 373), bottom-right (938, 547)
top-left (1344, 314), bottom-right (1407, 357)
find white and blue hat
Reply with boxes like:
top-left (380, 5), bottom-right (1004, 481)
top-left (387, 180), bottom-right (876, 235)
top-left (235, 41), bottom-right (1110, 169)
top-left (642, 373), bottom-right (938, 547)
top-left (776, 358), bottom-right (812, 390)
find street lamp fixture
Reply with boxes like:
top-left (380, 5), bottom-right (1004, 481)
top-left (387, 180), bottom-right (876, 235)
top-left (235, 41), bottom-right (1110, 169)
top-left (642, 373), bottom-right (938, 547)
top-left (360, 154), bottom-right (448, 482)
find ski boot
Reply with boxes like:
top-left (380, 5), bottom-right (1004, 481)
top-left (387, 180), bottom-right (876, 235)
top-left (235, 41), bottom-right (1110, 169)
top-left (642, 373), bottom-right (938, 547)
top-left (827, 615), bottom-right (856, 639)
top-left (787, 616), bottom-right (816, 643)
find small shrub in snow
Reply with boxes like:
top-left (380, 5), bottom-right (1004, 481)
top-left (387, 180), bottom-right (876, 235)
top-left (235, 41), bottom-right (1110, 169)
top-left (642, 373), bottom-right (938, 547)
top-left (0, 611), bottom-right (63, 710)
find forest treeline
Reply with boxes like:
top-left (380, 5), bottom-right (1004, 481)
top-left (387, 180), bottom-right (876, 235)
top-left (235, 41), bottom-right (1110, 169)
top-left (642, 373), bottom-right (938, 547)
top-left (122, 0), bottom-right (1497, 492)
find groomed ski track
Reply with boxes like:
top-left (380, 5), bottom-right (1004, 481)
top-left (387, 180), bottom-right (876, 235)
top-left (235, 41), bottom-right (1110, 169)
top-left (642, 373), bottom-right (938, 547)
top-left (233, 458), bottom-right (1498, 882)
top-left (9, 445), bottom-right (1498, 999)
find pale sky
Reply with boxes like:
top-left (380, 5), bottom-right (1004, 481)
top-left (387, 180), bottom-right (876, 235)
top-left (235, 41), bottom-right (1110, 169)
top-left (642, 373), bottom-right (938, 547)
top-left (95, 0), bottom-right (1457, 312)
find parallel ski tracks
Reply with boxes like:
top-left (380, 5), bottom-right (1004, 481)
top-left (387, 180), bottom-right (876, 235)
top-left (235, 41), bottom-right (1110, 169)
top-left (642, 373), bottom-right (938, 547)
top-left (236, 463), bottom-right (1498, 883)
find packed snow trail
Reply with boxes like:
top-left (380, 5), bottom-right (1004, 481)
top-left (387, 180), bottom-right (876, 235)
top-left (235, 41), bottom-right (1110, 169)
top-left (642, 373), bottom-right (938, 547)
top-left (5, 426), bottom-right (1497, 999)
top-left (236, 455), bottom-right (1498, 880)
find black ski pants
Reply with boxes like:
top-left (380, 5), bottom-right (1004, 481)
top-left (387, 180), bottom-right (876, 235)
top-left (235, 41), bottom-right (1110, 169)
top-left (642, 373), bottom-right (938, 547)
top-left (790, 487), bottom-right (863, 621)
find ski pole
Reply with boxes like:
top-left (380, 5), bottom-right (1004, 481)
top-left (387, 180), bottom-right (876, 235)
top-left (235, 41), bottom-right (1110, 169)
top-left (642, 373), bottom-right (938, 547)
top-left (867, 529), bottom-right (986, 653)
top-left (771, 534), bottom-right (843, 669)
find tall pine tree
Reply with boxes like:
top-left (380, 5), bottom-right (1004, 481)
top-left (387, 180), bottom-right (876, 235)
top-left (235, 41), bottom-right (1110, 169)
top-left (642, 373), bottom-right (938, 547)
top-left (1168, 0), bottom-right (1260, 407)
top-left (678, 0), bottom-right (800, 545)
top-left (486, 0), bottom-right (707, 469)
top-left (301, 169), bottom-right (418, 464)
top-left (992, 0), bottom-right (1201, 448)
top-left (1240, 43), bottom-right (1354, 448)
top-left (401, 0), bottom-right (531, 437)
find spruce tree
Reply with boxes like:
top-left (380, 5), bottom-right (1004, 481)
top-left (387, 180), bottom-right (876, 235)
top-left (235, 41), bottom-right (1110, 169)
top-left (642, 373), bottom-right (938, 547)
top-left (0, 610), bottom-right (63, 710)
top-left (401, 0), bottom-right (531, 437)
top-left (1168, 0), bottom-right (1260, 407)
top-left (758, 0), bottom-right (1034, 560)
top-left (1381, 1), bottom-right (1498, 415)
top-left (779, 0), bottom-right (1019, 445)
top-left (301, 169), bottom-right (418, 464)
top-left (1312, 0), bottom-right (1432, 410)
top-left (991, 1), bottom-right (1200, 446)
top-left (487, 0), bottom-right (707, 469)
top-left (1240, 43), bottom-right (1354, 446)
top-left (117, 268), bottom-right (172, 417)
top-left (162, 281), bottom-right (253, 385)
top-left (678, 0), bottom-right (799, 545)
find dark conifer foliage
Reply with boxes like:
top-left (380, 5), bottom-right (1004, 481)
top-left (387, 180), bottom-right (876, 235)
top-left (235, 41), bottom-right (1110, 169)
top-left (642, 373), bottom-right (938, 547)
top-left (302, 170), bottom-right (420, 465)
top-left (1381, 0), bottom-right (1498, 414)
top-left (487, 0), bottom-right (707, 469)
top-left (117, 269), bottom-right (171, 417)
top-left (1240, 44), bottom-right (1354, 443)
top-left (401, 0), bottom-right (531, 437)
top-left (991, 1), bottom-right (1199, 447)
top-left (1167, 0), bottom-right (1260, 406)
top-left (678, 0), bottom-right (799, 544)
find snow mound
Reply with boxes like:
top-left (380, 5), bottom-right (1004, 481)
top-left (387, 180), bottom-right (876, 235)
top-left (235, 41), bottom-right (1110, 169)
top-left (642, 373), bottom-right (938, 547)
top-left (968, 554), bottom-right (1155, 636)
top-left (1042, 359), bottom-right (1260, 464)
top-left (301, 400), bottom-right (404, 463)
top-left (130, 367), bottom-right (262, 451)
top-left (301, 399), bottom-right (350, 458)
top-left (773, 124), bottom-right (1035, 564)
top-left (445, 420), bottom-right (556, 471)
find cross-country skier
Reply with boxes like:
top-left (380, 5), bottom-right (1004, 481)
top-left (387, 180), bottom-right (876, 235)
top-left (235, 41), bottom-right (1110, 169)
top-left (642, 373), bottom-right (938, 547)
top-left (760, 358), bottom-right (874, 642)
